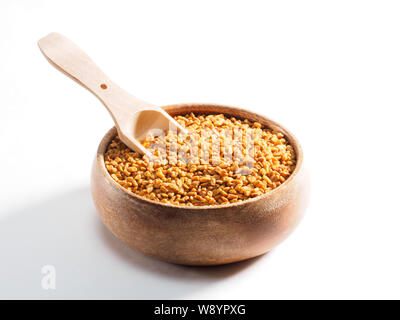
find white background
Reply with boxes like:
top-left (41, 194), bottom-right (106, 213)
top-left (1, 0), bottom-right (399, 299)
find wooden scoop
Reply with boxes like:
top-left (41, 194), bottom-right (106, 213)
top-left (38, 32), bottom-right (186, 157)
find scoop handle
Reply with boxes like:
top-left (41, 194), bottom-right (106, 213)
top-left (37, 32), bottom-right (153, 125)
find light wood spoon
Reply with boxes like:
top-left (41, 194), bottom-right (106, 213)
top-left (38, 32), bottom-right (186, 157)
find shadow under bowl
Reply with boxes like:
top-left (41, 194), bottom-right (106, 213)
top-left (91, 103), bottom-right (310, 266)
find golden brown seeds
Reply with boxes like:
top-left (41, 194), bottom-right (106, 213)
top-left (104, 113), bottom-right (296, 206)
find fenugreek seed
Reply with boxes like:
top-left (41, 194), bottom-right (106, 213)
top-left (247, 176), bottom-right (256, 183)
top-left (156, 168), bottom-right (166, 181)
top-left (182, 183), bottom-right (190, 190)
top-left (192, 181), bottom-right (200, 187)
top-left (168, 183), bottom-right (180, 193)
top-left (149, 193), bottom-right (156, 200)
top-left (263, 175), bottom-right (273, 185)
top-left (199, 176), bottom-right (211, 182)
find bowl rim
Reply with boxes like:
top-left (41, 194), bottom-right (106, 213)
top-left (95, 103), bottom-right (304, 210)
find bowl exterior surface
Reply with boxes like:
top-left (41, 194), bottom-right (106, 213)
top-left (91, 104), bottom-right (310, 266)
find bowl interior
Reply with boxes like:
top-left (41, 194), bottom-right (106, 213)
top-left (96, 103), bottom-right (303, 209)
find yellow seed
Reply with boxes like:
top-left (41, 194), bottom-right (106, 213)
top-left (104, 113), bottom-right (296, 206)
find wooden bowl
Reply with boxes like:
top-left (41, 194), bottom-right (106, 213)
top-left (91, 103), bottom-right (310, 266)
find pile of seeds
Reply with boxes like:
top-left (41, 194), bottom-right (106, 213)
top-left (104, 113), bottom-right (296, 206)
